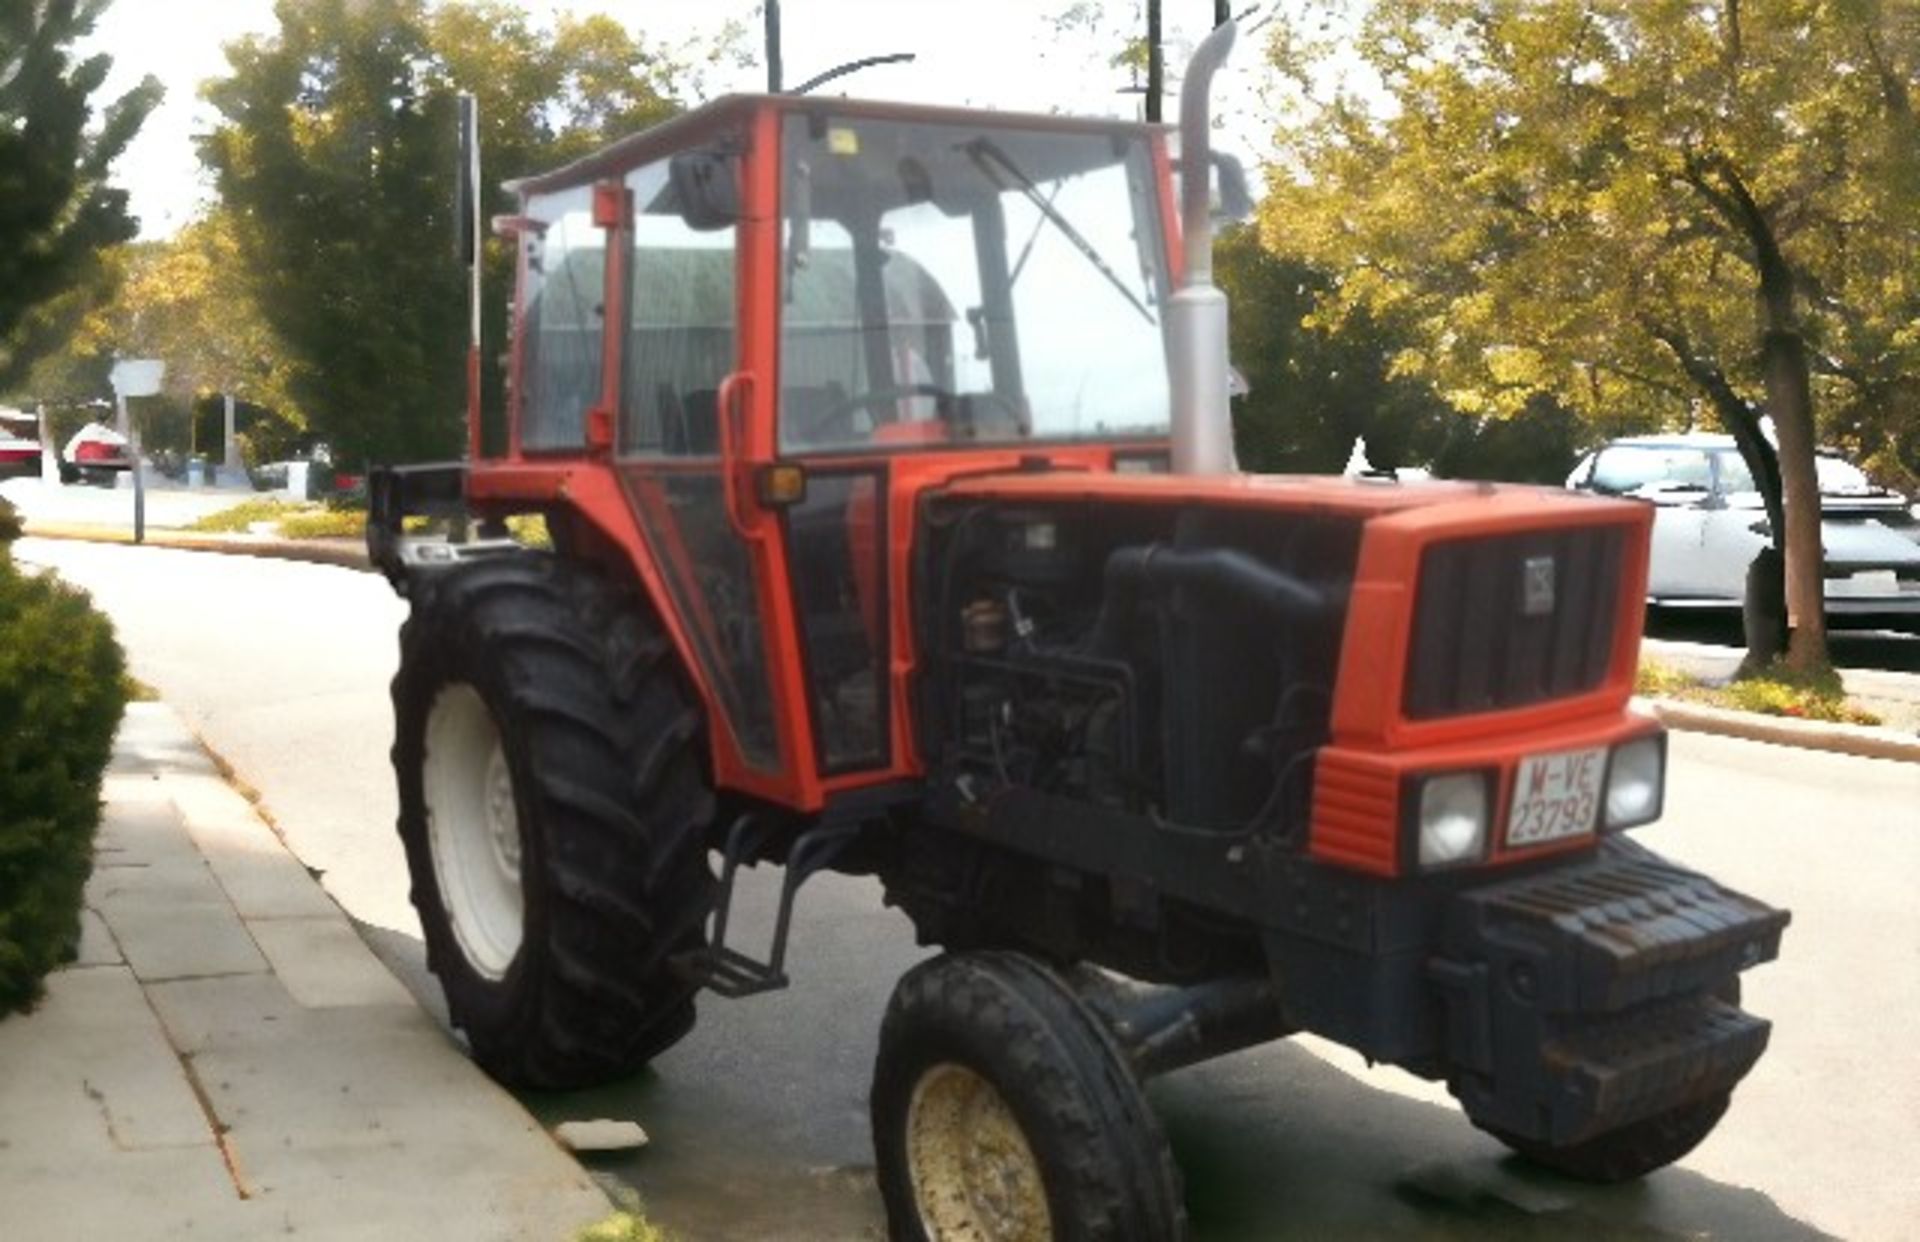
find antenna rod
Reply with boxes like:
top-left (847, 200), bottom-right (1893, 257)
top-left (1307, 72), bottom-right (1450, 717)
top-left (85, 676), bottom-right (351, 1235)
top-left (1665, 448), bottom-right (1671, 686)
top-left (766, 0), bottom-right (783, 92)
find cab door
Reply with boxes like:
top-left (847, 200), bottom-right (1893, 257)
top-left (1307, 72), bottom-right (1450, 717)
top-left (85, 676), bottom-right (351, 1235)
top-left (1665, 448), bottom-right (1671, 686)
top-left (612, 137), bottom-right (804, 797)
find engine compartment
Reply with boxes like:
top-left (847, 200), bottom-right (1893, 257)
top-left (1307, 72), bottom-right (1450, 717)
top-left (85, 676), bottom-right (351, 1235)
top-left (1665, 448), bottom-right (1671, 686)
top-left (919, 498), bottom-right (1364, 835)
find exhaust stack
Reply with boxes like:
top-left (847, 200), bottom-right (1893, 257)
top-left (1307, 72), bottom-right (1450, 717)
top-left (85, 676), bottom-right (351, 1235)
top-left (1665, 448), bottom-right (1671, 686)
top-left (1168, 20), bottom-right (1239, 476)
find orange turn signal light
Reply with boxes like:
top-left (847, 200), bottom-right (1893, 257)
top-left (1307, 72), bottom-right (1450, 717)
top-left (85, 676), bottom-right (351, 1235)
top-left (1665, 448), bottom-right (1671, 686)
top-left (756, 463), bottom-right (807, 507)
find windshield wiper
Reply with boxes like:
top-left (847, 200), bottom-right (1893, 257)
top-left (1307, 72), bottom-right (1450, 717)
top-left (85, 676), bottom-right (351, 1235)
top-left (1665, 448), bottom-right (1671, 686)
top-left (962, 138), bottom-right (1156, 326)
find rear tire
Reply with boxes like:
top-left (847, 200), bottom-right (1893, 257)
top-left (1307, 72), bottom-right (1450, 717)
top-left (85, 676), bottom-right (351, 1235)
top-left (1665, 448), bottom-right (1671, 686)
top-left (871, 951), bottom-right (1187, 1241)
top-left (392, 555), bottom-right (716, 1089)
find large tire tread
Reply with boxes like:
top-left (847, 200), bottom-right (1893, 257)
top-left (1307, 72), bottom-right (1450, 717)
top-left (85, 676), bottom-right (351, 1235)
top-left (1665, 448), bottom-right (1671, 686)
top-left (873, 951), bottom-right (1187, 1242)
top-left (393, 554), bottom-right (716, 1089)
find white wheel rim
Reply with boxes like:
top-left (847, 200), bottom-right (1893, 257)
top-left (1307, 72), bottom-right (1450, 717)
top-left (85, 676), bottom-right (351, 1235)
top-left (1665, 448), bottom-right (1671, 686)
top-left (906, 1062), bottom-right (1053, 1241)
top-left (422, 684), bottom-right (524, 981)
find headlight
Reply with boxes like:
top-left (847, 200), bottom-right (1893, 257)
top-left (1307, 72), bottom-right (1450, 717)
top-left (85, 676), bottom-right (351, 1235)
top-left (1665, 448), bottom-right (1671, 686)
top-left (1604, 734), bottom-right (1665, 830)
top-left (1416, 772), bottom-right (1490, 869)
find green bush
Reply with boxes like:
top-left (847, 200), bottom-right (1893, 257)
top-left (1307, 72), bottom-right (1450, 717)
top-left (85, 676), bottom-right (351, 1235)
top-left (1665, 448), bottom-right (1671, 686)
top-left (0, 496), bottom-right (20, 551)
top-left (0, 561), bottom-right (128, 1014)
top-left (276, 507), bottom-right (367, 539)
top-left (186, 496), bottom-right (302, 533)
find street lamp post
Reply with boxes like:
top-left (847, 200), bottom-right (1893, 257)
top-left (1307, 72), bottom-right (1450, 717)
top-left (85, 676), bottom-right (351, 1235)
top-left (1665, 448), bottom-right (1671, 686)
top-left (110, 359), bottom-right (165, 545)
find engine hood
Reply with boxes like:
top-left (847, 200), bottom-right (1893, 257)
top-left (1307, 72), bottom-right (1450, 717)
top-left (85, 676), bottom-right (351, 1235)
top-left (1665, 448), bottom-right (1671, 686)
top-left (941, 469), bottom-right (1644, 529)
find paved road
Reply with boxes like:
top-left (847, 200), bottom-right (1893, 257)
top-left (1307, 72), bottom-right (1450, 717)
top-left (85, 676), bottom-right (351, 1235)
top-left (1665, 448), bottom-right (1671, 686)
top-left (19, 538), bottom-right (1920, 1240)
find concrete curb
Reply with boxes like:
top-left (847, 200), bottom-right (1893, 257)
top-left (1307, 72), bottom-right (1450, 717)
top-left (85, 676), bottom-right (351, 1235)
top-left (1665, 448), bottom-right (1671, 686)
top-left (1642, 695), bottom-right (1920, 764)
top-left (21, 521), bottom-right (370, 571)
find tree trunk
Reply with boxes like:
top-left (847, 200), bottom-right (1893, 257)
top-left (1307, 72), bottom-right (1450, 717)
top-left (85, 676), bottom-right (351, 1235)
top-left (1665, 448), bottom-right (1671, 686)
top-left (1762, 323), bottom-right (1830, 673)
top-left (1651, 326), bottom-right (1789, 669)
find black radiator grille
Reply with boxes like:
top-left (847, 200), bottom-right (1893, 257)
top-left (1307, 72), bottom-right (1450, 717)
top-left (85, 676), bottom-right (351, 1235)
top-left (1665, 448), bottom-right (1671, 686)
top-left (1404, 525), bottom-right (1626, 720)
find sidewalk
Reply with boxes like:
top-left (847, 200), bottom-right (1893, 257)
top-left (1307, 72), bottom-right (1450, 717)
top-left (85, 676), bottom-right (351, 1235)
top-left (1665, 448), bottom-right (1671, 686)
top-left (0, 704), bottom-right (609, 1240)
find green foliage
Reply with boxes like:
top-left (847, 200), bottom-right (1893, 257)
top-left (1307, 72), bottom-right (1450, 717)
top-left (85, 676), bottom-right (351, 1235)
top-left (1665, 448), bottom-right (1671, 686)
top-left (0, 562), bottom-right (128, 1014)
top-left (1269, 0), bottom-right (1920, 670)
top-left (0, 0), bottom-right (160, 390)
top-left (200, 0), bottom-right (695, 469)
top-left (1635, 658), bottom-right (1879, 726)
top-left (0, 497), bottom-right (20, 551)
top-left (1217, 224), bottom-right (1461, 474)
top-left (275, 507), bottom-right (367, 540)
top-left (186, 497), bottom-right (304, 534)
top-left (202, 0), bottom-right (466, 470)
top-left (575, 1208), bottom-right (671, 1242)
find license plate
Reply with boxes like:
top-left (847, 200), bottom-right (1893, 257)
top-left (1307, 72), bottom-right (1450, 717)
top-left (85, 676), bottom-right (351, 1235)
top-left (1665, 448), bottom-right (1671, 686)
top-left (1829, 570), bottom-right (1898, 598)
top-left (1507, 748), bottom-right (1605, 848)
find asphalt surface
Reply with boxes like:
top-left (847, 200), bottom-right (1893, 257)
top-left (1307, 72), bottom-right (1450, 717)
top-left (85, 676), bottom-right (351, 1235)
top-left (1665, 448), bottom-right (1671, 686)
top-left (18, 537), bottom-right (1920, 1241)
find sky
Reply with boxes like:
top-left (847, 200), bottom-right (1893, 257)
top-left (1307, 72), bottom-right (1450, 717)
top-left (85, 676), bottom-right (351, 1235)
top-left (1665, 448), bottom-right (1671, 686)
top-left (84, 0), bottom-right (1297, 240)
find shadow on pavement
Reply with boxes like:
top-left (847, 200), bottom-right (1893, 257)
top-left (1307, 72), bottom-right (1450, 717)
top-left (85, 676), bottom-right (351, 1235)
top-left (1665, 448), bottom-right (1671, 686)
top-left (357, 872), bottom-right (1827, 1242)
top-left (1157, 1043), bottom-right (1831, 1242)
top-left (1647, 607), bottom-right (1920, 674)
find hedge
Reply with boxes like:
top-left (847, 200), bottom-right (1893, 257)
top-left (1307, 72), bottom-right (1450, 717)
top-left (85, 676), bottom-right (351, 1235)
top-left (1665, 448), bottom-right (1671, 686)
top-left (0, 504), bottom-right (128, 1014)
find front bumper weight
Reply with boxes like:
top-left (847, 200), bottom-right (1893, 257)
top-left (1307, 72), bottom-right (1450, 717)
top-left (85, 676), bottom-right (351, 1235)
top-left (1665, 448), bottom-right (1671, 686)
top-left (1431, 837), bottom-right (1789, 1146)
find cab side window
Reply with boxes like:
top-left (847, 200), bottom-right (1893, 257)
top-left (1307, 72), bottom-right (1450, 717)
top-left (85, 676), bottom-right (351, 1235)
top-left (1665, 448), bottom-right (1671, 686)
top-left (520, 185), bottom-right (605, 451)
top-left (621, 157), bottom-right (738, 457)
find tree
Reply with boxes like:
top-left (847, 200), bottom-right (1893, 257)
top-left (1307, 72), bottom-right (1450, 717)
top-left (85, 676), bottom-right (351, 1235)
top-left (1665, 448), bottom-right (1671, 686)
top-left (1215, 224), bottom-right (1465, 474)
top-left (201, 0), bottom-right (466, 467)
top-left (201, 0), bottom-right (696, 467)
top-left (0, 0), bottom-right (160, 390)
top-left (1267, 0), bottom-right (1920, 674)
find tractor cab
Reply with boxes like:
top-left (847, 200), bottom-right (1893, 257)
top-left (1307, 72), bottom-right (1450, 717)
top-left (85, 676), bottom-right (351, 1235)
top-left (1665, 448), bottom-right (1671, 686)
top-left (393, 94), bottom-right (1206, 811)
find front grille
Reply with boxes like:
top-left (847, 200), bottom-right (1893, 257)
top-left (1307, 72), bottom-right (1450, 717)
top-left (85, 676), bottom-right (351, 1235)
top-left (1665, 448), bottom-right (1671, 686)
top-left (1404, 525), bottom-right (1626, 720)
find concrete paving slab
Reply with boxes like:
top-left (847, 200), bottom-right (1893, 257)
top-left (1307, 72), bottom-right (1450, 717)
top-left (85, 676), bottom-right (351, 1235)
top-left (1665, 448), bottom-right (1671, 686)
top-left (90, 853), bottom-right (271, 982)
top-left (94, 793), bottom-right (204, 867)
top-left (111, 701), bottom-right (221, 775)
top-left (178, 799), bottom-right (343, 921)
top-left (0, 1144), bottom-right (249, 1242)
top-left (85, 792), bottom-right (273, 982)
top-left (248, 916), bottom-right (414, 1008)
top-left (73, 907), bottom-right (122, 967)
top-left (0, 967), bottom-right (216, 1154)
top-left (232, 1140), bottom-right (605, 1242)
top-left (145, 972), bottom-right (606, 1237)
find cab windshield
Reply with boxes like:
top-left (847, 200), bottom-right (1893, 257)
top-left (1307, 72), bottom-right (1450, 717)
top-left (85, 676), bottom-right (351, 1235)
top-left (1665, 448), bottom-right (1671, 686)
top-left (777, 113), bottom-right (1171, 452)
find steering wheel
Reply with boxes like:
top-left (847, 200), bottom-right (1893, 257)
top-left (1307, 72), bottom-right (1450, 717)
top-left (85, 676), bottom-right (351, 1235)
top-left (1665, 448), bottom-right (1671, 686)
top-left (803, 385), bottom-right (1030, 445)
top-left (801, 384), bottom-right (952, 446)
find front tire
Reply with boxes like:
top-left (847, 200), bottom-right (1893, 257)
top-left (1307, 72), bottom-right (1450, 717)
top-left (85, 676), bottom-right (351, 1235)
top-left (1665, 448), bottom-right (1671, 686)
top-left (871, 951), bottom-right (1187, 1241)
top-left (392, 555), bottom-right (716, 1089)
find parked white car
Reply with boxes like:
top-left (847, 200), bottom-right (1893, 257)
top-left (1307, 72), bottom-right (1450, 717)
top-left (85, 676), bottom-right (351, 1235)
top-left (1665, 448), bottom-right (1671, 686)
top-left (1566, 433), bottom-right (1920, 628)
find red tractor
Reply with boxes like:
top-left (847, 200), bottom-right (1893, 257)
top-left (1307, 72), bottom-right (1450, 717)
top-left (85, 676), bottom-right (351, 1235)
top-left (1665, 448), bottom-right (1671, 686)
top-left (371, 24), bottom-right (1787, 1239)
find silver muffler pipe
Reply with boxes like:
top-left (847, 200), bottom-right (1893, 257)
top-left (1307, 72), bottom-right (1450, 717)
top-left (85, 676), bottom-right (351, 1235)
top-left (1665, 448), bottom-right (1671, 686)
top-left (1168, 20), bottom-right (1239, 476)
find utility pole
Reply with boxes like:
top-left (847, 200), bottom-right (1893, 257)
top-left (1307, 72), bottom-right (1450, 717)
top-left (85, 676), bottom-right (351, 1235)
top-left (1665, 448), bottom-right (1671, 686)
top-left (765, 0), bottom-right (783, 92)
top-left (1146, 0), bottom-right (1163, 122)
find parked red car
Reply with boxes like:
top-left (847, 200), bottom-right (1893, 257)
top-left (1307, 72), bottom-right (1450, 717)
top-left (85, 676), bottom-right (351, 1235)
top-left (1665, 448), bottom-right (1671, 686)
top-left (0, 411), bottom-right (44, 481)
top-left (61, 423), bottom-right (134, 485)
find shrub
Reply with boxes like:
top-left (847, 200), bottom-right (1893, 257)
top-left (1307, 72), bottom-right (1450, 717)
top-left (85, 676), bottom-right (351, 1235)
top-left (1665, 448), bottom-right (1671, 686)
top-left (0, 496), bottom-right (20, 552)
top-left (0, 561), bottom-right (128, 1014)
top-left (186, 496), bottom-right (301, 533)
top-left (276, 507), bottom-right (367, 539)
